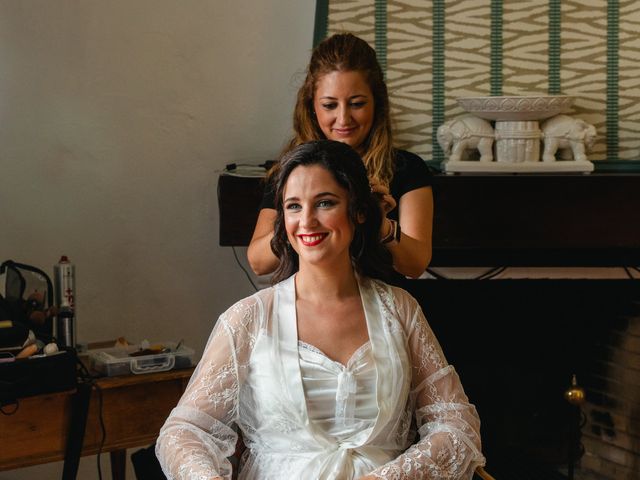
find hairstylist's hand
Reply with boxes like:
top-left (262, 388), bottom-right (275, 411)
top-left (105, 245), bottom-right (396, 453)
top-left (369, 178), bottom-right (396, 215)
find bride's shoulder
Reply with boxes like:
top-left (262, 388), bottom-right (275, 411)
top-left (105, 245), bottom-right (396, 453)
top-left (368, 277), bottom-right (420, 306)
top-left (218, 286), bottom-right (275, 331)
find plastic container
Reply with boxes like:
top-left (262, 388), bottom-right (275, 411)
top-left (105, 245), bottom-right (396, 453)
top-left (87, 341), bottom-right (195, 376)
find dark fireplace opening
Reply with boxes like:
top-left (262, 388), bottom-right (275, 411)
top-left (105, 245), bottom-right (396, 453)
top-left (399, 278), bottom-right (640, 479)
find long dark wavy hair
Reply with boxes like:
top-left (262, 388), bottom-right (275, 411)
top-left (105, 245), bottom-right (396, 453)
top-left (270, 140), bottom-right (393, 284)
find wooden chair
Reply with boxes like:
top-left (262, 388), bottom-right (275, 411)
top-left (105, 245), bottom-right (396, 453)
top-left (475, 465), bottom-right (497, 480)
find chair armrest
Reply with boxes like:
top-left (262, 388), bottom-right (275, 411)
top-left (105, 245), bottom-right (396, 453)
top-left (475, 466), bottom-right (497, 480)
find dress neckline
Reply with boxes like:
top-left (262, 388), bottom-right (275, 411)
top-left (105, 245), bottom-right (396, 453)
top-left (298, 339), bottom-right (372, 369)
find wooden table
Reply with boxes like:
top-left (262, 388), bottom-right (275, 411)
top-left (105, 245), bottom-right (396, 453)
top-left (0, 367), bottom-right (194, 479)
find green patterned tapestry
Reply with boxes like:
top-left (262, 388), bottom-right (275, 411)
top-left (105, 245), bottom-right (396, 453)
top-left (316, 0), bottom-right (640, 166)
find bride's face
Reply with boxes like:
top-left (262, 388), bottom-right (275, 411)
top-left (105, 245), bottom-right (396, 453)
top-left (282, 164), bottom-right (355, 268)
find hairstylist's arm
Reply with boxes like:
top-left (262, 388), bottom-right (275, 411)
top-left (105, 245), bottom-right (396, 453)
top-left (247, 208), bottom-right (279, 275)
top-left (386, 186), bottom-right (433, 278)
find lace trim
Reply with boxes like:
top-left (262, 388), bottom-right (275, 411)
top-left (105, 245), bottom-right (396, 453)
top-left (298, 339), bottom-right (372, 368)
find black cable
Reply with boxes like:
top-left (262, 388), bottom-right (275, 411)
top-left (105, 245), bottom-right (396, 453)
top-left (425, 266), bottom-right (508, 281)
top-left (475, 266), bottom-right (507, 280)
top-left (94, 382), bottom-right (106, 480)
top-left (474, 266), bottom-right (498, 280)
top-left (623, 266), bottom-right (634, 279)
top-left (425, 267), bottom-right (449, 280)
top-left (232, 246), bottom-right (258, 291)
top-left (75, 354), bottom-right (95, 381)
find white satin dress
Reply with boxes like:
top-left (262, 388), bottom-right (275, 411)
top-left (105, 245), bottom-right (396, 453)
top-left (156, 274), bottom-right (485, 479)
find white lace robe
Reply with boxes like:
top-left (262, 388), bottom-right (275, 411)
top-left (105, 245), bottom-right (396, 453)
top-left (156, 275), bottom-right (485, 479)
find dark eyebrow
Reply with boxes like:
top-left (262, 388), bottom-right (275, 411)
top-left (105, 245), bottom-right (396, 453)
top-left (315, 192), bottom-right (340, 199)
top-left (283, 191), bottom-right (340, 203)
top-left (318, 94), bottom-right (368, 101)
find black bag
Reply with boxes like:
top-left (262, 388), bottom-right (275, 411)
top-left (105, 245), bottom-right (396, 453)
top-left (0, 348), bottom-right (78, 406)
top-left (0, 259), bottom-right (55, 348)
top-left (0, 260), bottom-right (76, 409)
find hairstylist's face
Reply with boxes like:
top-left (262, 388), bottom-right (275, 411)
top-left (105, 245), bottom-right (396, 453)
top-left (313, 71), bottom-right (374, 153)
top-left (283, 164), bottom-right (354, 269)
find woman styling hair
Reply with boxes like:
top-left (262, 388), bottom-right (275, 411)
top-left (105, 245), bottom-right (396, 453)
top-left (157, 141), bottom-right (484, 479)
top-left (248, 32), bottom-right (433, 279)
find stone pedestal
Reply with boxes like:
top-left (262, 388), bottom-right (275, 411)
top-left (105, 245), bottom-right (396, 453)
top-left (443, 95), bottom-right (594, 174)
top-left (495, 120), bottom-right (541, 163)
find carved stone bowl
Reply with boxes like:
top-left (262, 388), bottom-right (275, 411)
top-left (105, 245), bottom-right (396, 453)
top-left (457, 95), bottom-right (574, 121)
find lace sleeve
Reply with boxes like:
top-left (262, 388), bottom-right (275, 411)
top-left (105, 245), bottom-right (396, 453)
top-left (155, 296), bottom-right (260, 480)
top-left (369, 293), bottom-right (485, 480)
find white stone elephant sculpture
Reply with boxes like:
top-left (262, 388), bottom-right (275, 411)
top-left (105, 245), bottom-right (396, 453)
top-left (437, 114), bottom-right (495, 162)
top-left (541, 114), bottom-right (597, 162)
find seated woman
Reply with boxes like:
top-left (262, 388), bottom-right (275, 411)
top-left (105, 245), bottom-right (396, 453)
top-left (156, 140), bottom-right (485, 479)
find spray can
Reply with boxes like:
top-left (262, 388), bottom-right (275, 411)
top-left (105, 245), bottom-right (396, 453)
top-left (54, 255), bottom-right (76, 348)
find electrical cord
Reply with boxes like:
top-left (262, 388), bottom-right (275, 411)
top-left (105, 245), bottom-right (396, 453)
top-left (425, 267), bottom-right (450, 280)
top-left (475, 266), bottom-right (508, 280)
top-left (430, 266), bottom-right (640, 280)
top-left (627, 266), bottom-right (640, 278)
top-left (425, 266), bottom-right (508, 281)
top-left (232, 246), bottom-right (259, 291)
top-left (75, 354), bottom-right (93, 380)
top-left (94, 382), bottom-right (106, 480)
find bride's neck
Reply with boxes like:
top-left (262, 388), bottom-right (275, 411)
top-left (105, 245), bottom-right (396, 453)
top-left (295, 264), bottom-right (359, 302)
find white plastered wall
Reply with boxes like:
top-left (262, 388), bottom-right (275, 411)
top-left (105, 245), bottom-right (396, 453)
top-left (0, 1), bottom-right (315, 478)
